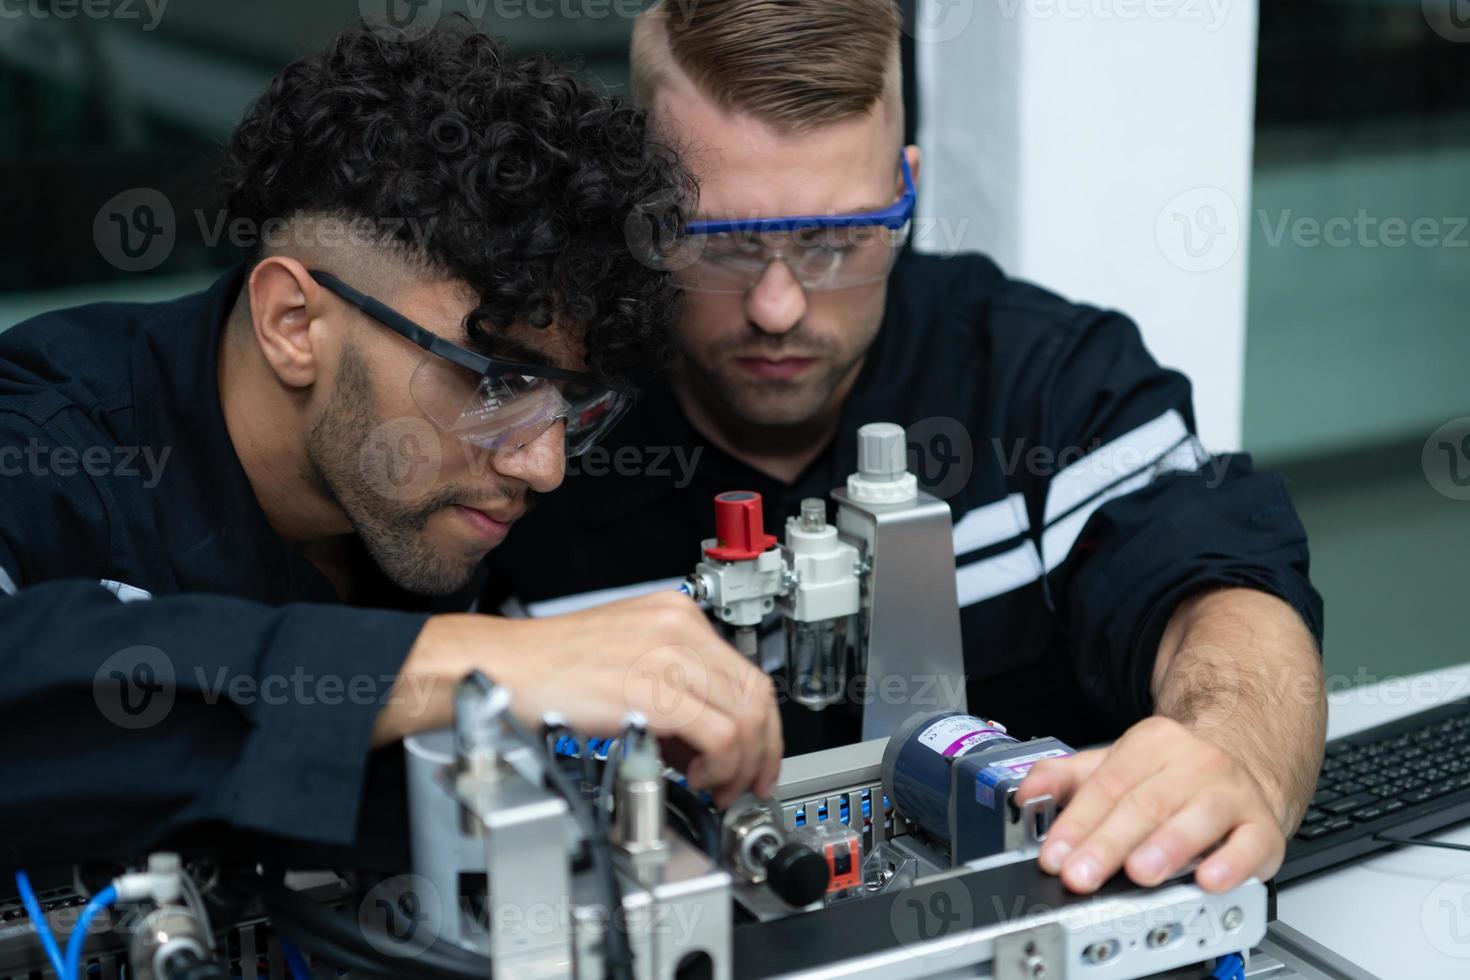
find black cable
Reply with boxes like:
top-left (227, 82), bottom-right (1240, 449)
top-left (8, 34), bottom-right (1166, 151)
top-left (159, 947), bottom-right (229, 980)
top-left (663, 779), bottom-right (721, 861)
top-left (1374, 831), bottom-right (1470, 853)
top-left (227, 870), bottom-right (490, 980)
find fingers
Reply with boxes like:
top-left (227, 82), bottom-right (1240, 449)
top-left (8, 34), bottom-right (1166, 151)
top-left (1136, 795), bottom-right (1284, 892)
top-left (1019, 749), bottom-right (1104, 811)
top-left (541, 592), bottom-right (783, 806)
top-left (757, 693), bottom-right (784, 798)
top-left (1055, 770), bottom-right (1198, 893)
top-left (1031, 717), bottom-right (1287, 897)
top-left (692, 651), bottom-right (775, 807)
top-left (1037, 732), bottom-right (1174, 877)
top-left (622, 623), bottom-right (779, 807)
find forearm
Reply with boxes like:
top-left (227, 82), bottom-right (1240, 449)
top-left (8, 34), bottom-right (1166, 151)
top-left (1152, 587), bottom-right (1325, 831)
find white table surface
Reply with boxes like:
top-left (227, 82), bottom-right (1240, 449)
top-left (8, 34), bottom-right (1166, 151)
top-left (1276, 661), bottom-right (1470, 979)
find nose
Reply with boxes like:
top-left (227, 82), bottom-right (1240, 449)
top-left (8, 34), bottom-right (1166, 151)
top-left (744, 258), bottom-right (808, 336)
top-left (491, 419), bottom-right (567, 493)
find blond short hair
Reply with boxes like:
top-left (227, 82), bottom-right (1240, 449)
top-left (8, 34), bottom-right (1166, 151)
top-left (631, 0), bottom-right (903, 131)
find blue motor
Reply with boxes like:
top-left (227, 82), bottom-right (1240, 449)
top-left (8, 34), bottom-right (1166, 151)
top-left (881, 710), bottom-right (1075, 864)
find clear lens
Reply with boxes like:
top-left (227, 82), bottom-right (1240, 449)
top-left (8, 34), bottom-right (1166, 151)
top-left (410, 356), bottom-right (629, 456)
top-left (674, 221), bottom-right (910, 294)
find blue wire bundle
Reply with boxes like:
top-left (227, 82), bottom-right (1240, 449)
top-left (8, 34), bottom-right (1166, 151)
top-left (14, 871), bottom-right (65, 976)
top-left (554, 736), bottom-right (615, 760)
top-left (1208, 952), bottom-right (1246, 980)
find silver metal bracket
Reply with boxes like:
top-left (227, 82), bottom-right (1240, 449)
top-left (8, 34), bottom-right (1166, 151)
top-left (996, 921), bottom-right (1066, 980)
top-left (1006, 791), bottom-right (1058, 850)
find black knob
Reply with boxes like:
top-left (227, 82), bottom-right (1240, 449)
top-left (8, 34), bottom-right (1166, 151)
top-left (765, 842), bottom-right (830, 907)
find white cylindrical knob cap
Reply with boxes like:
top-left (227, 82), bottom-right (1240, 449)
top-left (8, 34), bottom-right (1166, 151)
top-left (849, 422), bottom-right (918, 503)
top-left (857, 423), bottom-right (907, 482)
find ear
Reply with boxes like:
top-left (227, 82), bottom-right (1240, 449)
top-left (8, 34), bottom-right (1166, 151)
top-left (246, 256), bottom-right (330, 390)
top-left (904, 144), bottom-right (923, 194)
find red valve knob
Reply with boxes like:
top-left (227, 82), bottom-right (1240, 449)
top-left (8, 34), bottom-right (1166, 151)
top-left (705, 491), bottom-right (778, 562)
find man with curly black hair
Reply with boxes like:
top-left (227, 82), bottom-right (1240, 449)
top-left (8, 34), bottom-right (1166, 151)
top-left (0, 21), bottom-right (780, 867)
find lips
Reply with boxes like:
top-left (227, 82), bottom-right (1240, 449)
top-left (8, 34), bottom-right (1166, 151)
top-left (451, 504), bottom-right (523, 546)
top-left (734, 356), bottom-right (817, 380)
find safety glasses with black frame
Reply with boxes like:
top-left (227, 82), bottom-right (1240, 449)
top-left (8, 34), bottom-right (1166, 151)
top-left (309, 270), bottom-right (636, 458)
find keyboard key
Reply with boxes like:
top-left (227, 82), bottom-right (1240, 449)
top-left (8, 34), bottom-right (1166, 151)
top-left (1402, 785), bottom-right (1454, 806)
top-left (1324, 792), bottom-right (1379, 814)
top-left (1381, 799), bottom-right (1406, 814)
top-left (1296, 824), bottom-right (1333, 841)
top-left (1302, 808), bottom-right (1327, 824)
top-left (1351, 805), bottom-right (1385, 822)
top-left (1335, 780), bottom-right (1366, 795)
top-left (1321, 817), bottom-right (1353, 834)
top-left (1311, 788), bottom-right (1341, 807)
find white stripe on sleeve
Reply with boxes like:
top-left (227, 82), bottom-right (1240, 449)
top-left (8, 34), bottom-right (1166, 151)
top-left (1043, 409), bottom-right (1189, 525)
top-left (524, 576), bottom-right (687, 618)
top-left (951, 492), bottom-right (1029, 555)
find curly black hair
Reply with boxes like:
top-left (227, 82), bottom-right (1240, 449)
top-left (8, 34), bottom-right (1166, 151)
top-left (219, 19), bottom-right (694, 384)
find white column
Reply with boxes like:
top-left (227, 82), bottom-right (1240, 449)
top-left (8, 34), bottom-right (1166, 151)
top-left (913, 0), bottom-right (1256, 451)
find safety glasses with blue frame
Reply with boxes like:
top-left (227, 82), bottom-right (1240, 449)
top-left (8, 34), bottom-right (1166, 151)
top-left (676, 152), bottom-right (917, 294)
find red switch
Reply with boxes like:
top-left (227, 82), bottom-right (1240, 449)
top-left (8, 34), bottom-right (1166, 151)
top-left (705, 491), bottom-right (777, 562)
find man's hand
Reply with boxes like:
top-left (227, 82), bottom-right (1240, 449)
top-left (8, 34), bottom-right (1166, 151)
top-left (377, 591), bottom-right (782, 807)
top-left (1019, 716), bottom-right (1288, 894)
top-left (1019, 588), bottom-right (1323, 895)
